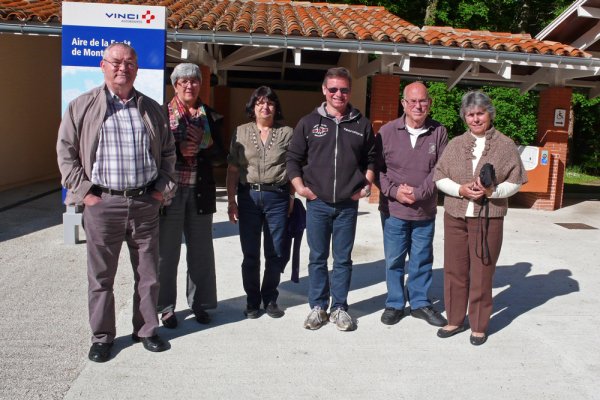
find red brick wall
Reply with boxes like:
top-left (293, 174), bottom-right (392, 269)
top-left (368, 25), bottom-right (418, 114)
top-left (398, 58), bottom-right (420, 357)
top-left (370, 74), bottom-right (401, 133)
top-left (368, 74), bottom-right (401, 203)
top-left (514, 87), bottom-right (571, 211)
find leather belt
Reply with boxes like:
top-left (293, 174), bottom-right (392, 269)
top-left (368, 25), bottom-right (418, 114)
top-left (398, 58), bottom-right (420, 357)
top-left (94, 183), bottom-right (154, 198)
top-left (245, 182), bottom-right (288, 193)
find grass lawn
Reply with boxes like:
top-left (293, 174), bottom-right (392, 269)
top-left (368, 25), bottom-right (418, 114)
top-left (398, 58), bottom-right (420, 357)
top-left (564, 167), bottom-right (600, 195)
top-left (564, 168), bottom-right (600, 185)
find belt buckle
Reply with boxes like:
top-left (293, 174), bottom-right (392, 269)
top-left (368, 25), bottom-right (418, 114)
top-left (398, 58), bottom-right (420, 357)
top-left (123, 188), bottom-right (143, 197)
top-left (133, 188), bottom-right (145, 197)
top-left (251, 183), bottom-right (261, 191)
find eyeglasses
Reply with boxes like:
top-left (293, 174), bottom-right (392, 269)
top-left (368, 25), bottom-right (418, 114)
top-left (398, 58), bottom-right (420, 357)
top-left (326, 87), bottom-right (350, 95)
top-left (403, 99), bottom-right (430, 107)
top-left (103, 59), bottom-right (137, 70)
top-left (177, 79), bottom-right (200, 87)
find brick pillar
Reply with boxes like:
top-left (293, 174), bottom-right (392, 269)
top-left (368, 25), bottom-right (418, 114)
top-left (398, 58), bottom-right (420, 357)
top-left (514, 87), bottom-right (572, 210)
top-left (199, 65), bottom-right (211, 105)
top-left (368, 74), bottom-right (401, 204)
top-left (370, 74), bottom-right (401, 132)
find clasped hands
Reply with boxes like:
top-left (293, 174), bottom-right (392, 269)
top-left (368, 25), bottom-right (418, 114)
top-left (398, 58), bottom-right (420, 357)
top-left (458, 177), bottom-right (494, 200)
top-left (395, 183), bottom-right (416, 205)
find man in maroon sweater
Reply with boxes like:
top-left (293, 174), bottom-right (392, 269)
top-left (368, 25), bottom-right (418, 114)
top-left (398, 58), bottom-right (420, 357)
top-left (375, 81), bottom-right (448, 327)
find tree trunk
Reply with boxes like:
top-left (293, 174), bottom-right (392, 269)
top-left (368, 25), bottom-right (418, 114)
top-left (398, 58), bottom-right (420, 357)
top-left (424, 0), bottom-right (439, 26)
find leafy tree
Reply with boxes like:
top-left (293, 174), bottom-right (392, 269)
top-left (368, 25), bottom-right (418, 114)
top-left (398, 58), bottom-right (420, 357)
top-left (426, 82), bottom-right (464, 138)
top-left (482, 86), bottom-right (538, 145)
top-left (331, 0), bottom-right (571, 34)
top-left (423, 82), bottom-right (538, 144)
top-left (429, 0), bottom-right (571, 33)
top-left (571, 93), bottom-right (600, 174)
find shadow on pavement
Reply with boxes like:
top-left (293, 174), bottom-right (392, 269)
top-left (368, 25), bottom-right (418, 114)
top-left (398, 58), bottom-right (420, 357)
top-left (0, 191), bottom-right (63, 242)
top-left (489, 262), bottom-right (580, 335)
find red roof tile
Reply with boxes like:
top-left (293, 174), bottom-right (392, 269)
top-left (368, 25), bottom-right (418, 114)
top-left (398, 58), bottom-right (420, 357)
top-left (0, 0), bottom-right (589, 58)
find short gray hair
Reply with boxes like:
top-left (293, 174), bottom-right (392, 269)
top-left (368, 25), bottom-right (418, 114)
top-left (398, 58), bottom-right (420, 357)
top-left (170, 63), bottom-right (202, 86)
top-left (460, 91), bottom-right (496, 122)
top-left (103, 42), bottom-right (138, 62)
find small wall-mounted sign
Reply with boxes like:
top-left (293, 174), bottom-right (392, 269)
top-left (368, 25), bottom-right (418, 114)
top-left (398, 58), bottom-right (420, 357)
top-left (541, 150), bottom-right (549, 166)
top-left (554, 109), bottom-right (566, 127)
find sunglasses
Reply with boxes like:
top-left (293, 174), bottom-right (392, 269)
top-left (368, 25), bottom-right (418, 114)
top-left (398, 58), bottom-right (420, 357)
top-left (326, 87), bottom-right (350, 95)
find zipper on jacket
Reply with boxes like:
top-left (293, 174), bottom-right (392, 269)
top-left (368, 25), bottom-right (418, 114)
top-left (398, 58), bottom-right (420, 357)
top-left (333, 120), bottom-right (339, 203)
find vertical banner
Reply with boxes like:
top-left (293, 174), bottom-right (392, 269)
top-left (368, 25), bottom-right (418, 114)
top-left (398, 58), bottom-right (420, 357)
top-left (61, 1), bottom-right (166, 114)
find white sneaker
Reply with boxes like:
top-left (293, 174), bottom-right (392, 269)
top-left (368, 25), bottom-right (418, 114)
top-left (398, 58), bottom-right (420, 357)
top-left (303, 306), bottom-right (328, 330)
top-left (329, 307), bottom-right (356, 331)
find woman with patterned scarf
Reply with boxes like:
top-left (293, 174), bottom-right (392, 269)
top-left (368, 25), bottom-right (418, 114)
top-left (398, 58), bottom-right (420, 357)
top-left (157, 63), bottom-right (226, 329)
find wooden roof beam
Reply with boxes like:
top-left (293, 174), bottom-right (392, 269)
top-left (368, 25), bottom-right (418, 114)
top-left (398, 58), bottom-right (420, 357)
top-left (482, 62), bottom-right (512, 80)
top-left (572, 20), bottom-right (600, 50)
top-left (218, 46), bottom-right (281, 70)
top-left (447, 62), bottom-right (473, 90)
top-left (577, 5), bottom-right (600, 19)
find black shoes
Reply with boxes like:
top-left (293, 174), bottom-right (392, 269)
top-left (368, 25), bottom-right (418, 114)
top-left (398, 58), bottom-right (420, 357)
top-left (470, 334), bottom-right (488, 346)
top-left (88, 342), bottom-right (113, 363)
top-left (244, 305), bottom-right (260, 319)
top-left (410, 306), bottom-right (447, 327)
top-left (380, 307), bottom-right (404, 325)
top-left (437, 325), bottom-right (467, 338)
top-left (131, 334), bottom-right (169, 352)
top-left (161, 312), bottom-right (178, 329)
top-left (194, 308), bottom-right (211, 325)
top-left (265, 302), bottom-right (285, 318)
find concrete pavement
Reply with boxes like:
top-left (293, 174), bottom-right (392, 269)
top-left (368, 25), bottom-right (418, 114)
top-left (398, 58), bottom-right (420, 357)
top-left (1, 182), bottom-right (599, 399)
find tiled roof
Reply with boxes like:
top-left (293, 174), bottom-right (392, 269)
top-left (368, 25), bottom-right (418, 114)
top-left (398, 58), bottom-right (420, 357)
top-left (422, 26), bottom-right (587, 57)
top-left (0, 0), bottom-right (589, 58)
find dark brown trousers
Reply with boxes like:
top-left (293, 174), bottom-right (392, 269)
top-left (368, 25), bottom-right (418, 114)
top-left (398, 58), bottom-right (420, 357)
top-left (83, 192), bottom-right (161, 343)
top-left (443, 212), bottom-right (504, 333)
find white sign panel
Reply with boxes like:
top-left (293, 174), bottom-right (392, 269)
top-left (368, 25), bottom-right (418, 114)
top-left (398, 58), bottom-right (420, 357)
top-left (518, 145), bottom-right (539, 171)
top-left (61, 1), bottom-right (166, 113)
top-left (554, 108), bottom-right (566, 127)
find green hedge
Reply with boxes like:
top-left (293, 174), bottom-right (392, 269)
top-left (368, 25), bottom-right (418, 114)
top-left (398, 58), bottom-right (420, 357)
top-left (425, 82), bottom-right (538, 145)
top-left (571, 92), bottom-right (600, 174)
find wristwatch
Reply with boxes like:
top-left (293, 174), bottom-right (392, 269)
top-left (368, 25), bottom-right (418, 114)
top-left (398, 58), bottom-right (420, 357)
top-left (363, 186), bottom-right (371, 198)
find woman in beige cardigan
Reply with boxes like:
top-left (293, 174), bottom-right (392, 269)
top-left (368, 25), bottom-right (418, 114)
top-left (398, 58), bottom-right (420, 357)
top-left (433, 91), bottom-right (527, 346)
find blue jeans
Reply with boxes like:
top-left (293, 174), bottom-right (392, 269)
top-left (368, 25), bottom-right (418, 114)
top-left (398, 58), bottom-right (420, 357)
top-left (306, 198), bottom-right (358, 311)
top-left (237, 186), bottom-right (289, 308)
top-left (381, 213), bottom-right (435, 310)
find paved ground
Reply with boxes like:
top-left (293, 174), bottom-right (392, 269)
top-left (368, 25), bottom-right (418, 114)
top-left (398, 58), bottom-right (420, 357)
top-left (1, 181), bottom-right (599, 399)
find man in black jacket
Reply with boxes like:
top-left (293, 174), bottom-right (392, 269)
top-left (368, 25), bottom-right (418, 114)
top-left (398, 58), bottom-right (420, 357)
top-left (286, 67), bottom-right (375, 331)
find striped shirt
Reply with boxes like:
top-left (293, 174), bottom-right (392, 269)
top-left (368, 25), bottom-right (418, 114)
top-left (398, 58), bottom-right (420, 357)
top-left (91, 90), bottom-right (158, 190)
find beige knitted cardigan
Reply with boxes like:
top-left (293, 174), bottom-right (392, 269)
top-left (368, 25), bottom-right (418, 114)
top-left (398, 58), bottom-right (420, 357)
top-left (433, 127), bottom-right (528, 218)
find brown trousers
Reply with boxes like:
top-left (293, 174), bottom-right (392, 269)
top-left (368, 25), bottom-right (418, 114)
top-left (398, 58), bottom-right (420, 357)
top-left (443, 212), bottom-right (503, 333)
top-left (83, 192), bottom-right (161, 343)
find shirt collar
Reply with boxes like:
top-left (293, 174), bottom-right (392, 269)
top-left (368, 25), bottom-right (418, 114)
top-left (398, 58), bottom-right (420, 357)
top-left (106, 86), bottom-right (136, 105)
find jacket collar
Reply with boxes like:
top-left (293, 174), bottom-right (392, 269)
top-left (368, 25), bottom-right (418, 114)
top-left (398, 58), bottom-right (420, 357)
top-left (316, 102), bottom-right (361, 122)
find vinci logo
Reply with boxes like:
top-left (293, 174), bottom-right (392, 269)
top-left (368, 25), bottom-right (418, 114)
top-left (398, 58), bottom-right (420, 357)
top-left (105, 10), bottom-right (156, 24)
